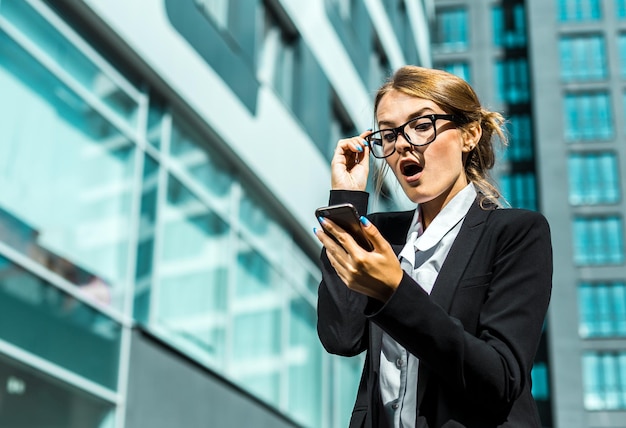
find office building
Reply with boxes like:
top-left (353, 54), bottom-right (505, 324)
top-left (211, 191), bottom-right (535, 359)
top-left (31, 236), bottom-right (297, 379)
top-left (433, 0), bottom-right (626, 427)
top-left (0, 0), bottom-right (433, 427)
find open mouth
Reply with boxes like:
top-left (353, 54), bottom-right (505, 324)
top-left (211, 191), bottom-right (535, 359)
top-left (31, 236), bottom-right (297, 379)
top-left (401, 160), bottom-right (423, 177)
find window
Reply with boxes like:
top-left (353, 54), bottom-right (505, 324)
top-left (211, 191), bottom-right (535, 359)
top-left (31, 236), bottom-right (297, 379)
top-left (434, 8), bottom-right (468, 52)
top-left (493, 4), bottom-right (527, 48)
top-left (619, 34), bottom-right (626, 77)
top-left (558, 0), bottom-right (601, 22)
top-left (618, 0), bottom-right (626, 19)
top-left (0, 255), bottom-right (122, 390)
top-left (579, 282), bottom-right (626, 338)
top-left (495, 59), bottom-right (530, 104)
top-left (503, 114), bottom-right (533, 162)
top-left (0, 1), bottom-right (139, 311)
top-left (329, 97), bottom-right (357, 162)
top-left (396, 1), bottom-right (418, 65)
top-left (564, 92), bottom-right (613, 141)
top-left (572, 216), bottom-right (624, 265)
top-left (258, 7), bottom-right (299, 107)
top-left (500, 173), bottom-right (537, 210)
top-left (369, 37), bottom-right (391, 90)
top-left (531, 363), bottom-right (550, 401)
top-left (568, 152), bottom-right (620, 205)
top-left (437, 62), bottom-right (471, 84)
top-left (0, 354), bottom-right (115, 428)
top-left (582, 352), bottom-right (626, 410)
top-left (560, 35), bottom-right (606, 81)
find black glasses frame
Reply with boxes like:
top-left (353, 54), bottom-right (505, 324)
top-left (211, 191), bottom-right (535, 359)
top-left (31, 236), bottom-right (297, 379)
top-left (366, 114), bottom-right (464, 159)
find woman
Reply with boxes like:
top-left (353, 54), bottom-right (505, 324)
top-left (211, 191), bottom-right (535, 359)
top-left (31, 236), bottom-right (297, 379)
top-left (315, 66), bottom-right (552, 427)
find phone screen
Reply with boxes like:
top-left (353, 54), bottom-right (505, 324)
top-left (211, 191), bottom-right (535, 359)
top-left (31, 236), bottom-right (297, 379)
top-left (315, 203), bottom-right (373, 251)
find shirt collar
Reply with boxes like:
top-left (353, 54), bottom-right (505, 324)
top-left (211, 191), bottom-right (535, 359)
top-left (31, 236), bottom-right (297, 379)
top-left (400, 183), bottom-right (477, 264)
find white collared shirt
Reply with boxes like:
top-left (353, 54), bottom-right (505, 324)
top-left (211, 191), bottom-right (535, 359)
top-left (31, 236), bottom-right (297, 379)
top-left (380, 183), bottom-right (477, 428)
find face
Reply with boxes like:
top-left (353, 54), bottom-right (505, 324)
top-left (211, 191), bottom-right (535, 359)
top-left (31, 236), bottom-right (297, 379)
top-left (376, 90), bottom-right (480, 213)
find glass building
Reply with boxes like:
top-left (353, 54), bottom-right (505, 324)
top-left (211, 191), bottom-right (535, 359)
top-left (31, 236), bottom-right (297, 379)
top-left (0, 0), bottom-right (433, 427)
top-left (433, 0), bottom-right (626, 427)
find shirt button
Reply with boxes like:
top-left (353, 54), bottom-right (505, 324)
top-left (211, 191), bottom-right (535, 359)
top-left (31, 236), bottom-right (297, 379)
top-left (392, 403), bottom-right (399, 410)
top-left (396, 358), bottom-right (404, 367)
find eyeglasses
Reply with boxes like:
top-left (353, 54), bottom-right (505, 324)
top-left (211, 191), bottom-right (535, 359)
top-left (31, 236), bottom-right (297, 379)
top-left (366, 114), bottom-right (464, 159)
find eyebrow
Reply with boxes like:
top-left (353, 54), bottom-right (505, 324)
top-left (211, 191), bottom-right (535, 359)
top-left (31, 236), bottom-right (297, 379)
top-left (377, 107), bottom-right (437, 128)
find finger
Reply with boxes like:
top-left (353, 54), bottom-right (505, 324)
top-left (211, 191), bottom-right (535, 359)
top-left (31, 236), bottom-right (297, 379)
top-left (334, 130), bottom-right (371, 157)
top-left (314, 224), bottom-right (347, 255)
top-left (318, 218), bottom-right (366, 256)
top-left (357, 216), bottom-right (387, 250)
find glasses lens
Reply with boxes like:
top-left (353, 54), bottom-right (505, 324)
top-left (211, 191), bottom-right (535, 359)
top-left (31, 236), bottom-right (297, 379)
top-left (368, 132), bottom-right (386, 158)
top-left (405, 117), bottom-right (435, 146)
top-left (368, 130), bottom-right (397, 158)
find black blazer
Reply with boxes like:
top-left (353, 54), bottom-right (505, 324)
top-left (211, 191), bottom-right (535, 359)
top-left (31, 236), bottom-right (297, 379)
top-left (317, 190), bottom-right (552, 428)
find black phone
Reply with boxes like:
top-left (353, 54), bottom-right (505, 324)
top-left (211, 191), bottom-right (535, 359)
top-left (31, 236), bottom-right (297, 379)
top-left (315, 203), bottom-right (373, 251)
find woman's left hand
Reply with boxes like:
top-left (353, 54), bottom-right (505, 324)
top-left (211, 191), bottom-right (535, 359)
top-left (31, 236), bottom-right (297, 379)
top-left (315, 216), bottom-right (404, 302)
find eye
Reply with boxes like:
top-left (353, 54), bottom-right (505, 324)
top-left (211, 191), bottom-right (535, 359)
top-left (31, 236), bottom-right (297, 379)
top-left (368, 135), bottom-right (383, 147)
top-left (381, 130), bottom-right (397, 143)
top-left (411, 119), bottom-right (433, 133)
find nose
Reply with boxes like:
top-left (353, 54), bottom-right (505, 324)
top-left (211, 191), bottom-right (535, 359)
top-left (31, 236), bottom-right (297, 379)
top-left (394, 130), bottom-right (413, 153)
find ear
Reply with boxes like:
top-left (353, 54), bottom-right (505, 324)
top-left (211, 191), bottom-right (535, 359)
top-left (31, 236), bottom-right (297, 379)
top-left (461, 122), bottom-right (482, 153)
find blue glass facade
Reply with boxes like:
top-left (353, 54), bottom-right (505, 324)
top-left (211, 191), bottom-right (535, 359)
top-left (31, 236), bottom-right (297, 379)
top-left (435, 0), bottom-right (626, 424)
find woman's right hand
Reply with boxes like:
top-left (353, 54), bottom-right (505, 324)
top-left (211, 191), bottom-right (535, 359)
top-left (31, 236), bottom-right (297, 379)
top-left (331, 130), bottom-right (371, 191)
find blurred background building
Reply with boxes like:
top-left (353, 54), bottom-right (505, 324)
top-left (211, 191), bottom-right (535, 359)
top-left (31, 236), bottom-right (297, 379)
top-left (1, 0), bottom-right (625, 427)
top-left (0, 0), bottom-right (431, 427)
top-left (433, 0), bottom-right (626, 427)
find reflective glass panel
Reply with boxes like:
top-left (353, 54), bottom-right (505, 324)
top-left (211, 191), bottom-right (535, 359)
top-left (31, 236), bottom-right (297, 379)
top-left (560, 35), bottom-right (606, 81)
top-left (134, 154), bottom-right (160, 322)
top-left (154, 175), bottom-right (230, 365)
top-left (582, 352), bottom-right (626, 410)
top-left (573, 217), bottom-right (624, 265)
top-left (239, 190), bottom-right (289, 265)
top-left (434, 8), bottom-right (468, 52)
top-left (495, 59), bottom-right (530, 103)
top-left (331, 355), bottom-right (364, 428)
top-left (0, 0), bottom-right (138, 127)
top-left (231, 240), bottom-right (283, 402)
top-left (499, 173), bottom-right (537, 210)
top-left (579, 282), bottom-right (626, 337)
top-left (0, 30), bottom-right (136, 310)
top-left (170, 119), bottom-right (233, 210)
top-left (0, 354), bottom-right (115, 428)
top-left (492, 5), bottom-right (526, 48)
top-left (558, 0), bottom-right (601, 21)
top-left (437, 62), bottom-right (471, 83)
top-left (0, 255), bottom-right (121, 389)
top-left (564, 92), bottom-right (613, 141)
top-left (288, 293), bottom-right (322, 427)
top-left (619, 0), bottom-right (626, 18)
top-left (568, 152), bottom-right (620, 205)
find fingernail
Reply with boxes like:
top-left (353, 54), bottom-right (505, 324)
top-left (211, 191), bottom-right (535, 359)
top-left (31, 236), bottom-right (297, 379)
top-left (355, 145), bottom-right (363, 152)
top-left (317, 216), bottom-right (325, 224)
top-left (313, 227), bottom-right (318, 235)
top-left (363, 139), bottom-right (369, 147)
top-left (359, 216), bottom-right (370, 226)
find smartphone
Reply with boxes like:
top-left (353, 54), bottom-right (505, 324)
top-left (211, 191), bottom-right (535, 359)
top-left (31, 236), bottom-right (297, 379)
top-left (315, 203), bottom-right (373, 251)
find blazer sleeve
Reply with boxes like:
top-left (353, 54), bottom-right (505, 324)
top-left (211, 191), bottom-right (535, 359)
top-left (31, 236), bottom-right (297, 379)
top-left (316, 190), bottom-right (371, 357)
top-left (365, 208), bottom-right (553, 413)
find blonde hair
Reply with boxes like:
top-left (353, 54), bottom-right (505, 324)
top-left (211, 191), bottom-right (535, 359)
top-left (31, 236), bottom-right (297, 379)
top-left (373, 66), bottom-right (508, 207)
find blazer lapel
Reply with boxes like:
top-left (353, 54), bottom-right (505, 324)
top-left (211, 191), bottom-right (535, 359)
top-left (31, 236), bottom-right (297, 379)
top-left (430, 199), bottom-right (492, 311)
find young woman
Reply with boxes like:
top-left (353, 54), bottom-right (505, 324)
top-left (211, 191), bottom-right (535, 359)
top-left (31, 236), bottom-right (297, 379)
top-left (315, 66), bottom-right (552, 428)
